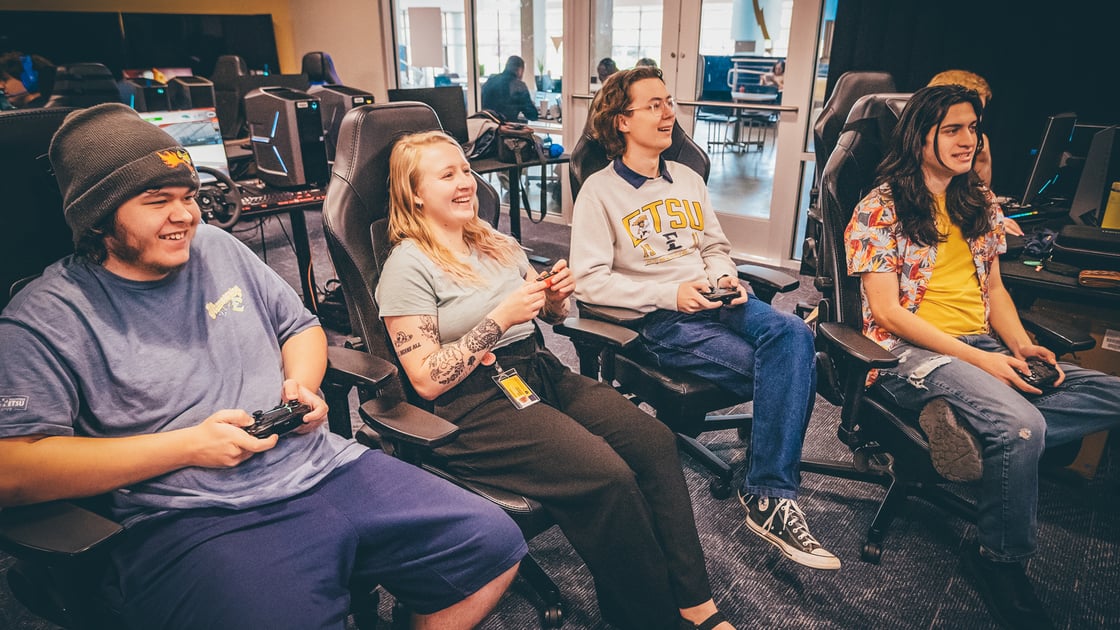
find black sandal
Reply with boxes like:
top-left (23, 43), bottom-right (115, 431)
top-left (686, 610), bottom-right (728, 630)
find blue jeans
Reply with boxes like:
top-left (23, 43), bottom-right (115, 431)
top-left (872, 335), bottom-right (1120, 561)
top-left (639, 296), bottom-right (817, 499)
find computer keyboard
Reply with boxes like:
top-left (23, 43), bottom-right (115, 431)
top-left (237, 180), bottom-right (327, 214)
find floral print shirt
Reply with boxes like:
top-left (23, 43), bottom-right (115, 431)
top-left (844, 184), bottom-right (1007, 350)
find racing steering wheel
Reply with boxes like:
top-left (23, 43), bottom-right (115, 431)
top-left (195, 166), bottom-right (242, 230)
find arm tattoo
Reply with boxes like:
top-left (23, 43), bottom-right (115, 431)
top-left (393, 330), bottom-right (414, 347)
top-left (420, 317), bottom-right (502, 388)
top-left (417, 315), bottom-right (439, 344)
top-left (427, 345), bottom-right (467, 385)
top-left (463, 318), bottom-right (502, 353)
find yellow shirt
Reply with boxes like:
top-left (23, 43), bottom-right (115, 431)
top-left (915, 195), bottom-right (987, 336)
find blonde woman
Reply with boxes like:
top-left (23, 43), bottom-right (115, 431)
top-left (375, 130), bottom-right (734, 630)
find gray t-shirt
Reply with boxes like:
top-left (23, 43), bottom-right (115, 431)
top-left (0, 224), bottom-right (364, 526)
top-left (376, 239), bottom-right (535, 348)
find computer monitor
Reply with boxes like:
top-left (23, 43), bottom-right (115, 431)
top-left (138, 108), bottom-right (230, 184)
top-left (1020, 112), bottom-right (1077, 207)
top-left (387, 86), bottom-right (469, 146)
top-left (1070, 126), bottom-right (1120, 225)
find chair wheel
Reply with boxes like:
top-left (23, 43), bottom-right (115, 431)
top-left (861, 542), bottom-right (883, 564)
top-left (542, 605), bottom-right (564, 627)
top-left (709, 478), bottom-right (733, 499)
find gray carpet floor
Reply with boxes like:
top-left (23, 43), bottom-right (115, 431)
top-left (3, 209), bottom-right (1117, 630)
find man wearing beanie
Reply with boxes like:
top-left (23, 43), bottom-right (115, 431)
top-left (0, 103), bottom-right (523, 629)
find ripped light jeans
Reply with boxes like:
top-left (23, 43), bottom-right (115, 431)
top-left (872, 335), bottom-right (1120, 561)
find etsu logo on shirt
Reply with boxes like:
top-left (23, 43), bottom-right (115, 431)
top-left (621, 198), bottom-right (705, 264)
top-left (206, 285), bottom-right (245, 319)
top-left (0, 396), bottom-right (29, 411)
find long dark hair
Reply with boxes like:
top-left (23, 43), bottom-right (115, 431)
top-left (588, 65), bottom-right (663, 159)
top-left (876, 85), bottom-right (990, 246)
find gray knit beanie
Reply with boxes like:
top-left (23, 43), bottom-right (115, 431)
top-left (49, 103), bottom-right (200, 244)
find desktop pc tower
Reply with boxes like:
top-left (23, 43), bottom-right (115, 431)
top-left (307, 84), bottom-right (374, 161)
top-left (122, 78), bottom-right (171, 112)
top-left (168, 76), bottom-right (216, 110)
top-left (243, 86), bottom-right (329, 188)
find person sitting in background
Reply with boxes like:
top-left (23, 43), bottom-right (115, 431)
top-left (927, 69), bottom-right (1023, 235)
top-left (845, 85), bottom-right (1120, 630)
top-left (377, 129), bottom-right (735, 630)
top-left (571, 66), bottom-right (838, 572)
top-left (480, 55), bottom-right (538, 122)
top-left (597, 57), bottom-right (619, 84)
top-left (636, 57), bottom-right (659, 69)
top-left (0, 51), bottom-right (54, 108)
top-left (761, 59), bottom-right (785, 92)
top-left (0, 103), bottom-right (524, 630)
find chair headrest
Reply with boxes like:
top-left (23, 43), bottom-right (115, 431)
top-left (209, 55), bottom-right (249, 88)
top-left (568, 119), bottom-right (710, 200)
top-left (44, 63), bottom-right (121, 108)
top-left (812, 71), bottom-right (896, 170)
top-left (302, 51), bottom-right (341, 85)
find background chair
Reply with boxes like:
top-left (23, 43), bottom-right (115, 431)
top-left (321, 101), bottom-right (563, 628)
top-left (810, 92), bottom-right (1093, 563)
top-left (43, 63), bottom-right (121, 109)
top-left (800, 70), bottom-right (897, 280)
top-left (302, 51), bottom-right (342, 85)
top-left (563, 119), bottom-right (802, 498)
top-left (209, 54), bottom-right (250, 139)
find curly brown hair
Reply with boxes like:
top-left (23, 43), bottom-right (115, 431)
top-left (588, 66), bottom-right (664, 159)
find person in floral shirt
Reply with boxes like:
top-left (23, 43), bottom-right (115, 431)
top-left (845, 85), bottom-right (1120, 630)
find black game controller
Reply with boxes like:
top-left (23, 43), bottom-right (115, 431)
top-left (245, 400), bottom-right (312, 438)
top-left (1019, 357), bottom-right (1059, 390)
top-left (700, 287), bottom-right (739, 305)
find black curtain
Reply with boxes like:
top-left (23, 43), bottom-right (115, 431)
top-left (827, 0), bottom-right (1116, 196)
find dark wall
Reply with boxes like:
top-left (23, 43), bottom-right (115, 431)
top-left (827, 0), bottom-right (1114, 197)
top-left (0, 11), bottom-right (279, 80)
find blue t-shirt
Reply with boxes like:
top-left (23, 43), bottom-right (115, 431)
top-left (0, 225), bottom-right (364, 525)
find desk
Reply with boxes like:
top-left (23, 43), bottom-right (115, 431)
top-left (1001, 254), bottom-right (1120, 307)
top-left (471, 153), bottom-right (570, 242)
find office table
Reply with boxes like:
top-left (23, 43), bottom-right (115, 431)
top-left (1001, 254), bottom-right (1120, 307)
top-left (471, 153), bottom-right (570, 242)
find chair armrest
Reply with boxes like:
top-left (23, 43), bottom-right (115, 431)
top-left (326, 345), bottom-right (398, 389)
top-left (736, 264), bottom-right (800, 294)
top-left (0, 502), bottom-right (124, 563)
top-left (553, 316), bottom-right (639, 349)
top-left (359, 398), bottom-right (460, 449)
top-left (1020, 310), bottom-right (1095, 355)
top-left (576, 302), bottom-right (646, 328)
top-left (817, 322), bottom-right (900, 369)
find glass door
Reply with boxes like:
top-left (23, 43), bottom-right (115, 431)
top-left (568, 0), bottom-right (830, 267)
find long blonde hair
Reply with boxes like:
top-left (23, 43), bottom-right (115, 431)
top-left (387, 130), bottom-right (521, 284)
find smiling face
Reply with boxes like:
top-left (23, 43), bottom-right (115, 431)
top-left (921, 101), bottom-right (978, 188)
top-left (618, 77), bottom-right (676, 159)
top-left (102, 186), bottom-right (200, 281)
top-left (413, 141), bottom-right (478, 232)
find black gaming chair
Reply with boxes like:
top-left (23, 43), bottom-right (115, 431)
top-left (302, 51), bottom-right (343, 85)
top-left (563, 119), bottom-right (803, 498)
top-left (210, 54), bottom-right (250, 139)
top-left (801, 71), bottom-right (896, 279)
top-left (811, 92), bottom-right (1093, 563)
top-left (43, 63), bottom-right (121, 109)
top-left (0, 105), bottom-right (434, 630)
top-left (320, 101), bottom-right (564, 628)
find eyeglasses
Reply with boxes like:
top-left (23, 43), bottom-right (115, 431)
top-left (625, 96), bottom-right (675, 116)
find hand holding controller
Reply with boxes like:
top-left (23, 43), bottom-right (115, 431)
top-left (245, 400), bottom-right (312, 438)
top-left (699, 287), bottom-right (739, 306)
top-left (1019, 357), bottom-right (1059, 391)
